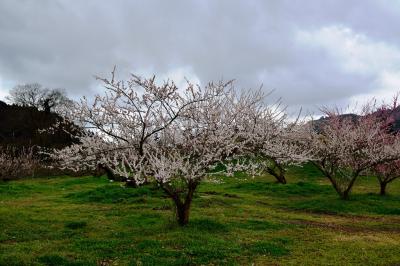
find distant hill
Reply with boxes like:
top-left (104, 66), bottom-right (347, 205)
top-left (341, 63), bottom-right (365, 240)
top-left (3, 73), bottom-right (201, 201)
top-left (375, 106), bottom-right (400, 132)
top-left (0, 100), bottom-right (80, 150)
top-left (311, 107), bottom-right (400, 133)
top-left (310, 113), bottom-right (360, 133)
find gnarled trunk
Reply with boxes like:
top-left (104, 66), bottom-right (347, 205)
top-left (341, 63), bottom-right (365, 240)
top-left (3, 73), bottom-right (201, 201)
top-left (379, 181), bottom-right (387, 195)
top-left (94, 164), bottom-right (142, 187)
top-left (269, 170), bottom-right (287, 184)
top-left (315, 163), bottom-right (359, 200)
top-left (340, 190), bottom-right (350, 200)
top-left (327, 177), bottom-right (350, 200)
top-left (340, 175), bottom-right (358, 200)
top-left (175, 201), bottom-right (192, 226)
top-left (267, 162), bottom-right (287, 184)
top-left (163, 181), bottom-right (198, 226)
top-left (95, 164), bottom-right (119, 180)
top-left (376, 174), bottom-right (399, 196)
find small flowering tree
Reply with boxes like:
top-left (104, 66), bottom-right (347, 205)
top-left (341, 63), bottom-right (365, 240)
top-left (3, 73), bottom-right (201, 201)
top-left (0, 146), bottom-right (38, 181)
top-left (237, 99), bottom-right (311, 184)
top-left (308, 103), bottom-right (400, 200)
top-left (371, 96), bottom-right (400, 195)
top-left (373, 161), bottom-right (400, 195)
top-left (255, 122), bottom-right (311, 184)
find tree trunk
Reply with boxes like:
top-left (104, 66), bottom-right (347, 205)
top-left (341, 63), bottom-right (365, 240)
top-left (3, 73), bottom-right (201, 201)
top-left (324, 173), bottom-right (343, 198)
top-left (273, 172), bottom-right (287, 184)
top-left (322, 169), bottom-right (358, 200)
top-left (176, 202), bottom-right (191, 226)
top-left (379, 181), bottom-right (387, 196)
top-left (95, 164), bottom-right (113, 179)
top-left (326, 175), bottom-right (350, 200)
top-left (160, 180), bottom-right (199, 226)
top-left (340, 190), bottom-right (350, 200)
top-left (341, 174), bottom-right (359, 200)
top-left (267, 164), bottom-right (287, 184)
top-left (168, 181), bottom-right (197, 226)
top-left (125, 179), bottom-right (139, 188)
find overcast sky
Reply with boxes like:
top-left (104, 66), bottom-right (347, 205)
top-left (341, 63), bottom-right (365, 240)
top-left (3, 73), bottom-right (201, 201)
top-left (1, 0), bottom-right (400, 114)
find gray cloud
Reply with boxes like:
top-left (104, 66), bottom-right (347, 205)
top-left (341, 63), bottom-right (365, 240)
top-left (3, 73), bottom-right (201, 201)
top-left (0, 0), bottom-right (399, 112)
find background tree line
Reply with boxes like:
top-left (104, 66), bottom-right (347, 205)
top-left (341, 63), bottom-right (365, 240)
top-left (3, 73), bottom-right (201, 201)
top-left (0, 83), bottom-right (80, 180)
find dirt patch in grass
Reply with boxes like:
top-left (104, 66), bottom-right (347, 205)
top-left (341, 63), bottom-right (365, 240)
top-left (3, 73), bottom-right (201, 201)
top-left (333, 234), bottom-right (400, 245)
top-left (287, 219), bottom-right (400, 233)
top-left (280, 207), bottom-right (400, 223)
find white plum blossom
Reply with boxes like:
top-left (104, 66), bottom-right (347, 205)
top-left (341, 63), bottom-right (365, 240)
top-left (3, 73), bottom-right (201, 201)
top-left (50, 68), bottom-right (232, 187)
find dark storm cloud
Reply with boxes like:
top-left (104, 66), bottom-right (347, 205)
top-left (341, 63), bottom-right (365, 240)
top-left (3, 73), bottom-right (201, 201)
top-left (0, 0), bottom-right (399, 111)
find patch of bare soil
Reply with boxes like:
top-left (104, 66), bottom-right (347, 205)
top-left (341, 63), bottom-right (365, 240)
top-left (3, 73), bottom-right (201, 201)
top-left (287, 219), bottom-right (400, 233)
top-left (278, 206), bottom-right (400, 223)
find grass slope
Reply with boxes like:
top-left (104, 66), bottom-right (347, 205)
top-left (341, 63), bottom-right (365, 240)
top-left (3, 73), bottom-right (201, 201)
top-left (0, 164), bottom-right (399, 265)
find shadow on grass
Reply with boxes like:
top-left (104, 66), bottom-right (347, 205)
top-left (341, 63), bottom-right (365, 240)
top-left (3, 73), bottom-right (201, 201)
top-left (65, 184), bottom-right (164, 204)
top-left (230, 181), bottom-right (332, 197)
top-left (38, 255), bottom-right (93, 266)
top-left (0, 182), bottom-right (40, 198)
top-left (119, 213), bottom-right (164, 229)
top-left (229, 219), bottom-right (289, 231)
top-left (184, 218), bottom-right (229, 233)
top-left (64, 221), bottom-right (87, 230)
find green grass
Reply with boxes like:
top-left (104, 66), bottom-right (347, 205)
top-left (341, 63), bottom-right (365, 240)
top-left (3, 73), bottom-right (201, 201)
top-left (0, 165), bottom-right (399, 265)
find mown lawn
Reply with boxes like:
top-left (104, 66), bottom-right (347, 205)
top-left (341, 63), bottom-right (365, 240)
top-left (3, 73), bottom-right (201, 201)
top-left (1, 164), bottom-right (399, 265)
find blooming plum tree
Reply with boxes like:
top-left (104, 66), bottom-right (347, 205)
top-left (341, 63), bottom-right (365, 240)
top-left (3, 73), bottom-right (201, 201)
top-left (308, 103), bottom-right (400, 199)
top-left (373, 160), bottom-right (400, 195)
top-left (234, 98), bottom-right (311, 184)
top-left (51, 68), bottom-right (231, 187)
top-left (371, 96), bottom-right (400, 195)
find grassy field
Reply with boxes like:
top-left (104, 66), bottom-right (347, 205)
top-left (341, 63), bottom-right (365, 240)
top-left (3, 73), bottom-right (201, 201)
top-left (1, 164), bottom-right (399, 265)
